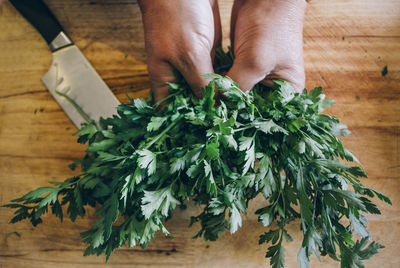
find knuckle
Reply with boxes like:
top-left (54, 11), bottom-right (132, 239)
top-left (237, 51), bottom-right (275, 75)
top-left (289, 68), bottom-right (306, 90)
top-left (146, 42), bottom-right (173, 61)
top-left (177, 44), bottom-right (210, 69)
top-left (284, 67), bottom-right (305, 91)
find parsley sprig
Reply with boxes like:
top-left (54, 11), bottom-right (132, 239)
top-left (2, 49), bottom-right (391, 267)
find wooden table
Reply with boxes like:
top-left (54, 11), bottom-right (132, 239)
top-left (0, 0), bottom-right (399, 267)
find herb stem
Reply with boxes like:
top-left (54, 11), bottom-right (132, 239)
top-left (144, 115), bottom-right (183, 150)
top-left (55, 90), bottom-right (92, 124)
top-left (233, 126), bottom-right (253, 132)
top-left (153, 93), bottom-right (177, 110)
top-left (53, 63), bottom-right (97, 129)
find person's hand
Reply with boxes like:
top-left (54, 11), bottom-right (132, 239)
top-left (138, 0), bottom-right (221, 102)
top-left (227, 0), bottom-right (307, 92)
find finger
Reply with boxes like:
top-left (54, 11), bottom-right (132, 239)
top-left (173, 51), bottom-right (215, 98)
top-left (262, 66), bottom-right (305, 92)
top-left (210, 0), bottom-right (222, 57)
top-left (226, 55), bottom-right (275, 92)
top-left (230, 0), bottom-right (243, 43)
top-left (147, 59), bottom-right (176, 103)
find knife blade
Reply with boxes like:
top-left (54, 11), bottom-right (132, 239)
top-left (9, 0), bottom-right (120, 128)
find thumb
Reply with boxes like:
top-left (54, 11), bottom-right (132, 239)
top-left (226, 56), bottom-right (274, 92)
top-left (262, 66), bottom-right (306, 92)
top-left (174, 52), bottom-right (215, 98)
top-left (147, 60), bottom-right (176, 103)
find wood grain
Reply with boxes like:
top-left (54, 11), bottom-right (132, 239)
top-left (1, 0), bottom-right (399, 267)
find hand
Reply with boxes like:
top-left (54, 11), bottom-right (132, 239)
top-left (227, 0), bottom-right (307, 92)
top-left (138, 0), bottom-right (221, 102)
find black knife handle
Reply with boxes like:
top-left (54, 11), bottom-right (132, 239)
top-left (9, 0), bottom-right (71, 47)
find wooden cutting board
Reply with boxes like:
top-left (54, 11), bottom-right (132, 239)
top-left (0, 0), bottom-right (399, 267)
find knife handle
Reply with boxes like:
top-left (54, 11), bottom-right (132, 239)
top-left (9, 0), bottom-right (73, 51)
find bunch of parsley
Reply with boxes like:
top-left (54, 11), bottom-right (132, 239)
top-left (3, 49), bottom-right (391, 267)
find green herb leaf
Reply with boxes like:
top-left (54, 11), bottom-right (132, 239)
top-left (141, 187), bottom-right (180, 219)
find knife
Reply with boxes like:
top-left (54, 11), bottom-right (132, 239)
top-left (9, 0), bottom-right (120, 128)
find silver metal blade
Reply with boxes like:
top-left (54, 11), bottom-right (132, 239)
top-left (41, 45), bottom-right (120, 128)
